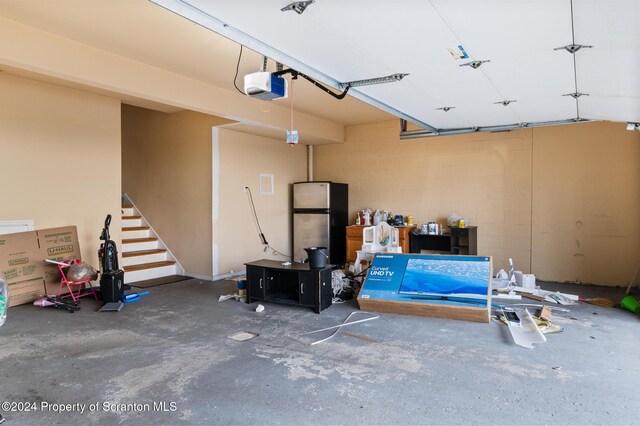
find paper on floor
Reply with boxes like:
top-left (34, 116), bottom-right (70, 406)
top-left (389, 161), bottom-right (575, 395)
top-left (505, 309), bottom-right (547, 349)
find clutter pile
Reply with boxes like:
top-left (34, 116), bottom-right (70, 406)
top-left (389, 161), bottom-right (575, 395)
top-left (33, 296), bottom-right (80, 313)
top-left (496, 306), bottom-right (563, 349)
top-left (218, 277), bottom-right (248, 304)
top-left (489, 258), bottom-right (624, 348)
top-left (355, 209), bottom-right (411, 227)
top-left (0, 214), bottom-right (150, 319)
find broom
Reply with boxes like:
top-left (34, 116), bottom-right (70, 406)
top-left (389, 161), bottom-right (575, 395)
top-left (578, 297), bottom-right (615, 308)
top-left (523, 293), bottom-right (615, 307)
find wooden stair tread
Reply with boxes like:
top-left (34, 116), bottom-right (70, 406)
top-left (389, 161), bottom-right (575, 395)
top-left (122, 226), bottom-right (150, 231)
top-left (123, 249), bottom-right (166, 258)
top-left (122, 204), bottom-right (133, 209)
top-left (124, 260), bottom-right (176, 272)
top-left (122, 215), bottom-right (142, 220)
top-left (122, 237), bottom-right (158, 244)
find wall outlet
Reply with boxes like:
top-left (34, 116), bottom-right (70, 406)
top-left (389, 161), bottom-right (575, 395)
top-left (243, 186), bottom-right (249, 193)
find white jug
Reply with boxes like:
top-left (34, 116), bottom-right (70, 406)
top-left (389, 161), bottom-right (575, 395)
top-left (373, 210), bottom-right (382, 225)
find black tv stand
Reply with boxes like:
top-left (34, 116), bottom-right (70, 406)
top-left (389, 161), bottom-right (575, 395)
top-left (244, 259), bottom-right (333, 313)
top-left (410, 226), bottom-right (478, 255)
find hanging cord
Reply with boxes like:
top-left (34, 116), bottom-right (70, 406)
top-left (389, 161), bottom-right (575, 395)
top-left (274, 68), bottom-right (350, 100)
top-left (245, 186), bottom-right (266, 245)
top-left (288, 75), bottom-right (295, 147)
top-left (244, 186), bottom-right (290, 258)
top-left (233, 45), bottom-right (245, 95)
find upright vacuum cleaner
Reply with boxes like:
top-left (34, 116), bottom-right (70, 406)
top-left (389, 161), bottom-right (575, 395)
top-left (98, 214), bottom-right (127, 311)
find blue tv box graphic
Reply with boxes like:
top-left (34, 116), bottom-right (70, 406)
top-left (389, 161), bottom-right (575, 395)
top-left (357, 253), bottom-right (493, 323)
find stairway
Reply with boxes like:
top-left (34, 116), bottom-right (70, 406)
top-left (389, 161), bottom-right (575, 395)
top-left (121, 201), bottom-right (183, 283)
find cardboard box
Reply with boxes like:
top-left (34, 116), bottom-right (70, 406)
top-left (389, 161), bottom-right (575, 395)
top-left (0, 230), bottom-right (46, 306)
top-left (7, 280), bottom-right (46, 307)
top-left (38, 226), bottom-right (81, 295)
top-left (357, 253), bottom-right (492, 323)
top-left (0, 226), bottom-right (83, 306)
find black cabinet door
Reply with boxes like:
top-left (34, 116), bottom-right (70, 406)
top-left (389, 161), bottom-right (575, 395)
top-left (318, 269), bottom-right (333, 312)
top-left (264, 270), bottom-right (279, 299)
top-left (246, 266), bottom-right (265, 301)
top-left (299, 271), bottom-right (318, 307)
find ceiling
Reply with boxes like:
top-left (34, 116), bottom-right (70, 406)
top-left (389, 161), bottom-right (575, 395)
top-left (0, 1), bottom-right (637, 135)
top-left (0, 0), bottom-right (392, 126)
top-left (151, 0), bottom-right (640, 133)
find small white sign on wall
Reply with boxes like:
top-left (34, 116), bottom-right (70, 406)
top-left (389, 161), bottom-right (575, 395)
top-left (260, 173), bottom-right (274, 195)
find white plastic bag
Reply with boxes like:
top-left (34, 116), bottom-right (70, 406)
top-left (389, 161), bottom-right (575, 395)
top-left (0, 279), bottom-right (8, 327)
top-left (448, 213), bottom-right (471, 227)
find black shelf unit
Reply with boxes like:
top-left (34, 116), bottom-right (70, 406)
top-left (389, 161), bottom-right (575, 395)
top-left (410, 226), bottom-right (477, 255)
top-left (245, 259), bottom-right (333, 313)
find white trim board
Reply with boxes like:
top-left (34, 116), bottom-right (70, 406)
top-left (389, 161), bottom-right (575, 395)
top-left (0, 220), bottom-right (34, 235)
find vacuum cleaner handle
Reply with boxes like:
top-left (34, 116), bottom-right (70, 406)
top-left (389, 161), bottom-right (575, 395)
top-left (100, 214), bottom-right (112, 241)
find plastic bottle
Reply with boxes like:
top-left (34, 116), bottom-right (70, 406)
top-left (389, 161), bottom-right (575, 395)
top-left (373, 210), bottom-right (382, 225)
top-left (363, 209), bottom-right (372, 226)
top-left (0, 279), bottom-right (8, 327)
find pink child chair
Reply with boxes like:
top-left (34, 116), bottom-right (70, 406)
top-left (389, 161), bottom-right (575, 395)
top-left (56, 259), bottom-right (99, 302)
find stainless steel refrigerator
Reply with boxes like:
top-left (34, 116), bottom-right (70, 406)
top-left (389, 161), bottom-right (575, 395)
top-left (292, 181), bottom-right (348, 265)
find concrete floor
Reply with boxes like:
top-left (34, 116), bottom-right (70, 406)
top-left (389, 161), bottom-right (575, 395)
top-left (0, 278), bottom-right (638, 425)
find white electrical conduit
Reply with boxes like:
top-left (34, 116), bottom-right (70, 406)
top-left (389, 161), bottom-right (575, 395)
top-left (298, 311), bottom-right (379, 345)
top-left (307, 144), bottom-right (314, 181)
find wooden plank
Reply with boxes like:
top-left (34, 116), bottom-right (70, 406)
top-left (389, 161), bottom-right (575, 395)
top-left (122, 237), bottom-right (157, 244)
top-left (124, 260), bottom-right (176, 272)
top-left (122, 249), bottom-right (166, 258)
top-left (357, 297), bottom-right (490, 323)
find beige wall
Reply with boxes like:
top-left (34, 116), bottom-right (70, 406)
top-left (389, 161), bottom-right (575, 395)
top-left (531, 122), bottom-right (640, 285)
top-left (314, 120), bottom-right (640, 286)
top-left (0, 74), bottom-right (121, 266)
top-left (0, 15), bottom-right (344, 145)
top-left (121, 105), bottom-right (231, 276)
top-left (214, 127), bottom-right (307, 275)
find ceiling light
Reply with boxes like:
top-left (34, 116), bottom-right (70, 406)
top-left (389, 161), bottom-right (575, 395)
top-left (494, 100), bottom-right (517, 106)
top-left (342, 73), bottom-right (409, 88)
top-left (436, 107), bottom-right (455, 112)
top-left (554, 43), bottom-right (593, 54)
top-left (627, 122), bottom-right (640, 131)
top-left (460, 60), bottom-right (490, 69)
top-left (281, 1), bottom-right (315, 15)
top-left (563, 92), bottom-right (589, 99)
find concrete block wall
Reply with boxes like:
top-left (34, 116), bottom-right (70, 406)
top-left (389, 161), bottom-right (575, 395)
top-left (314, 120), bottom-right (640, 286)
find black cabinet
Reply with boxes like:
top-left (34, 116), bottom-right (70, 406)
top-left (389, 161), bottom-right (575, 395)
top-left (246, 265), bottom-right (265, 299)
top-left (299, 271), bottom-right (317, 307)
top-left (410, 226), bottom-right (478, 255)
top-left (244, 259), bottom-right (333, 313)
top-left (449, 226), bottom-right (477, 255)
